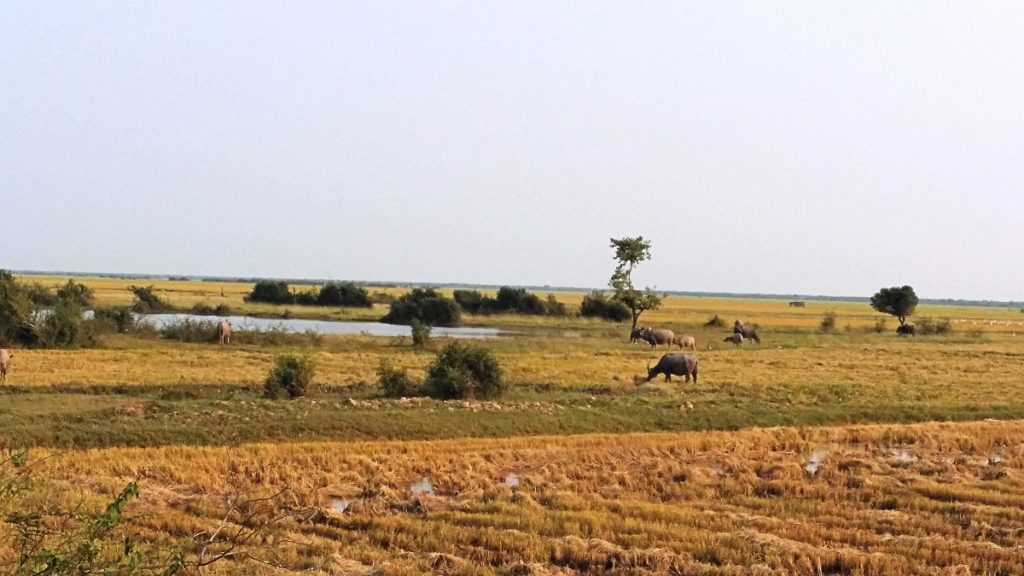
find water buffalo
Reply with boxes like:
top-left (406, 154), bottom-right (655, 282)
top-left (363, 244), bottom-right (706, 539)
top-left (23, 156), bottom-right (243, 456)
top-left (673, 334), bottom-right (697, 350)
top-left (216, 320), bottom-right (232, 345)
top-left (0, 349), bottom-right (12, 385)
top-left (630, 326), bottom-right (647, 343)
top-left (645, 353), bottom-right (698, 383)
top-left (733, 320), bottom-right (761, 344)
top-left (724, 333), bottom-right (744, 346)
top-left (896, 323), bottom-right (916, 337)
top-left (639, 328), bottom-right (676, 349)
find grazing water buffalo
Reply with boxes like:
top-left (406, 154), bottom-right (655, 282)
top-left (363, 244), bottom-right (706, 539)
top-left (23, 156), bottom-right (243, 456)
top-left (639, 328), bottom-right (676, 349)
top-left (673, 334), bottom-right (697, 350)
top-left (733, 320), bottom-right (761, 344)
top-left (645, 353), bottom-right (698, 383)
top-left (896, 323), bottom-right (916, 337)
top-left (216, 320), bottom-right (232, 345)
top-left (0, 349), bottom-right (12, 384)
top-left (724, 333), bottom-right (744, 346)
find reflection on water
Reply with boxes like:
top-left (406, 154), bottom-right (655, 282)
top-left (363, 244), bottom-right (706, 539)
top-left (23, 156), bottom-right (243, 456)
top-left (137, 313), bottom-right (508, 339)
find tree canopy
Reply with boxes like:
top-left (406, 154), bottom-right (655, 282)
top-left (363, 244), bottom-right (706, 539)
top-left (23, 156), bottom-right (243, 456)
top-left (870, 285), bottom-right (919, 326)
top-left (607, 236), bottom-right (664, 330)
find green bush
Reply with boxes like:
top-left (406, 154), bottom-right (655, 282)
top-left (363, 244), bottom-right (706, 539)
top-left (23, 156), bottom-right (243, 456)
top-left (92, 306), bottom-right (137, 334)
top-left (454, 287), bottom-right (569, 317)
top-left (377, 359), bottom-right (418, 398)
top-left (129, 285), bottom-right (171, 313)
top-left (872, 318), bottom-right (888, 333)
top-left (317, 281), bottom-right (371, 307)
top-left (916, 317), bottom-right (952, 335)
top-left (191, 302), bottom-right (233, 316)
top-left (264, 354), bottom-right (316, 399)
top-left (410, 318), bottom-right (432, 348)
top-left (247, 280), bottom-right (294, 304)
top-left (24, 283), bottom-right (56, 306)
top-left (453, 289), bottom-right (489, 314)
top-left (704, 314), bottom-right (726, 328)
top-left (580, 291), bottom-right (630, 322)
top-left (423, 342), bottom-right (504, 400)
top-left (381, 288), bottom-right (462, 327)
top-left (41, 298), bottom-right (94, 348)
top-left (819, 311), bottom-right (837, 333)
top-left (56, 280), bottom-right (94, 307)
top-left (0, 271), bottom-right (38, 346)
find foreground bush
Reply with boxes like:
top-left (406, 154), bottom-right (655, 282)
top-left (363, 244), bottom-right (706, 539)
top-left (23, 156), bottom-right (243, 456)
top-left (580, 291), bottom-right (631, 322)
top-left (422, 342), bottom-right (504, 399)
top-left (381, 288), bottom-right (462, 327)
top-left (377, 359), bottom-right (418, 398)
top-left (264, 354), bottom-right (316, 399)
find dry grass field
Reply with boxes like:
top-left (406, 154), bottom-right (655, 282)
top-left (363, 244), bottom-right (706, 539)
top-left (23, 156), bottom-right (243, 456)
top-left (30, 420), bottom-right (1024, 575)
top-left (5, 274), bottom-right (1024, 574)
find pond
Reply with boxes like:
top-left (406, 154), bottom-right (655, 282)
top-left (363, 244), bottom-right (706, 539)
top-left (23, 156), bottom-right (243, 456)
top-left (136, 313), bottom-right (510, 339)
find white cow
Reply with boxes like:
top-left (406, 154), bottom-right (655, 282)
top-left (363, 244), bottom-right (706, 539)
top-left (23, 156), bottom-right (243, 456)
top-left (0, 349), bottom-right (13, 384)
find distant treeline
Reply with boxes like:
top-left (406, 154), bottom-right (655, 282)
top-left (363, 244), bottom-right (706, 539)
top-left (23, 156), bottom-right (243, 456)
top-left (14, 271), bottom-right (1023, 309)
top-left (453, 288), bottom-right (567, 317)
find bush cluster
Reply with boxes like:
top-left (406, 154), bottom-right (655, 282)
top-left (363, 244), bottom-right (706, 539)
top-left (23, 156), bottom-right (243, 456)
top-left (246, 280), bottom-right (371, 308)
top-left (381, 288), bottom-right (461, 327)
top-left (704, 314), bottom-right (727, 328)
top-left (423, 342), bottom-right (504, 400)
top-left (579, 291), bottom-right (631, 322)
top-left (916, 317), bottom-right (952, 335)
top-left (410, 318), bottom-right (432, 348)
top-left (263, 354), bottom-right (316, 399)
top-left (453, 287), bottom-right (568, 317)
top-left (130, 285), bottom-right (172, 313)
top-left (191, 302), bottom-right (233, 316)
top-left (376, 359), bottom-right (418, 398)
top-left (819, 311), bottom-right (837, 333)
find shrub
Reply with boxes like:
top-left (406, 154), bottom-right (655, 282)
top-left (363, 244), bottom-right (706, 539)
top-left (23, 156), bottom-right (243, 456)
top-left (377, 359), bottom-right (418, 398)
top-left (92, 306), bottom-right (136, 333)
top-left (872, 318), bottom-right (888, 334)
top-left (41, 298), bottom-right (95, 348)
top-left (819, 311), bottom-right (837, 333)
top-left (0, 271), bottom-right (38, 346)
top-left (410, 318), bottom-right (432, 348)
top-left (191, 302), bottom-right (232, 316)
top-left (247, 280), bottom-right (294, 305)
top-left (422, 342), bottom-right (504, 399)
top-left (263, 354), bottom-right (316, 399)
top-left (24, 283), bottom-right (56, 306)
top-left (453, 290), bottom-right (489, 314)
top-left (317, 282), bottom-right (372, 307)
top-left (129, 285), bottom-right (171, 313)
top-left (545, 294), bottom-right (569, 317)
top-left (381, 288), bottom-right (462, 327)
top-left (704, 314), bottom-right (726, 328)
top-left (56, 280), bottom-right (94, 307)
top-left (916, 317), bottom-right (952, 335)
top-left (371, 291), bottom-right (396, 305)
top-left (580, 291), bottom-right (631, 322)
top-left (157, 318), bottom-right (221, 342)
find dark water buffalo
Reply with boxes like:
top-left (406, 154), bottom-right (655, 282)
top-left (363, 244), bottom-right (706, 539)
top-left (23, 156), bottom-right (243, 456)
top-left (733, 320), bottom-right (761, 344)
top-left (723, 333), bottom-right (743, 346)
top-left (639, 327), bottom-right (676, 349)
top-left (216, 320), bottom-right (232, 345)
top-left (645, 353), bottom-right (698, 383)
top-left (0, 349), bottom-right (12, 384)
top-left (896, 323), bottom-right (916, 337)
top-left (630, 326), bottom-right (647, 343)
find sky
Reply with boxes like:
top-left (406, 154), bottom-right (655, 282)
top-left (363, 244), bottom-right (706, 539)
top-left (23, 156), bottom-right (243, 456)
top-left (2, 2), bottom-right (1022, 300)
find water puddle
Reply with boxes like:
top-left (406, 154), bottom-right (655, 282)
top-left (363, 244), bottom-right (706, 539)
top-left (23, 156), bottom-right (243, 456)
top-left (410, 477), bottom-right (434, 495)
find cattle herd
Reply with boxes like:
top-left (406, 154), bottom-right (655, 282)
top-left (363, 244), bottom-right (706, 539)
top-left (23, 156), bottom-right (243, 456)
top-left (636, 320), bottom-right (761, 386)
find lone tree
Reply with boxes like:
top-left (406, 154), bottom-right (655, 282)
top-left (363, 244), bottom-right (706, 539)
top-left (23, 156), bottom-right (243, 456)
top-left (608, 236), bottom-right (664, 332)
top-left (870, 285), bottom-right (919, 326)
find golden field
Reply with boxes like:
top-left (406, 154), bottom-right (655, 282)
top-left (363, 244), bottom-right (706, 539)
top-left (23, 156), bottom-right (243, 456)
top-left (34, 419), bottom-right (1024, 575)
top-left (5, 274), bottom-right (1024, 574)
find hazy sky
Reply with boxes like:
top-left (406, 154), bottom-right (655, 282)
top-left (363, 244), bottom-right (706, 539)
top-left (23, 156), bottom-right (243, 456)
top-left (2, 2), bottom-right (1022, 300)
